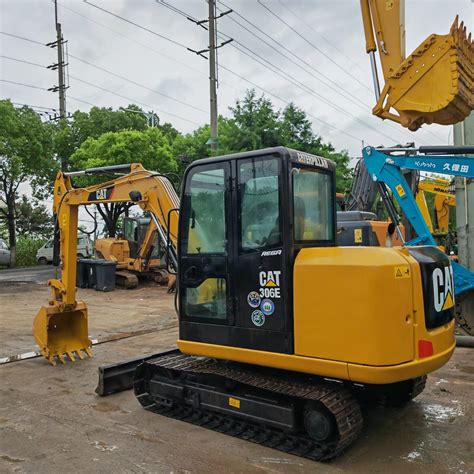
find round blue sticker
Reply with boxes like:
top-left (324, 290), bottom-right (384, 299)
top-left (260, 299), bottom-right (275, 316)
top-left (251, 310), bottom-right (265, 327)
top-left (247, 291), bottom-right (261, 308)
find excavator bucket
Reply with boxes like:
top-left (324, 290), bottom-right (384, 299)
top-left (33, 302), bottom-right (92, 366)
top-left (377, 17), bottom-right (473, 131)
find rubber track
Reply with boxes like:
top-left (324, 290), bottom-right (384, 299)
top-left (135, 353), bottom-right (363, 461)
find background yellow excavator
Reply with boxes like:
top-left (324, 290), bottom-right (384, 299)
top-left (95, 216), bottom-right (170, 289)
top-left (360, 0), bottom-right (473, 130)
top-left (416, 178), bottom-right (456, 236)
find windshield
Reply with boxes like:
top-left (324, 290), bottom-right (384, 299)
top-left (292, 167), bottom-right (334, 242)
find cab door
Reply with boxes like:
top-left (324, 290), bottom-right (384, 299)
top-left (233, 154), bottom-right (292, 353)
top-left (178, 162), bottom-right (234, 329)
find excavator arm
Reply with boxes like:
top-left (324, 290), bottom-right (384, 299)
top-left (33, 163), bottom-right (179, 365)
top-left (360, 0), bottom-right (473, 130)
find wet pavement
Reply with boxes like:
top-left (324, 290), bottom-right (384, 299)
top-left (1, 282), bottom-right (473, 473)
top-left (0, 265), bottom-right (54, 284)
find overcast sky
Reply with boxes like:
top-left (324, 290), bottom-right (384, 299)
top-left (1, 0), bottom-right (473, 159)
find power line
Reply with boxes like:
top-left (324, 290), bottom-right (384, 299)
top-left (0, 55), bottom-right (49, 69)
top-left (68, 95), bottom-right (96, 107)
top-left (257, 0), bottom-right (372, 94)
top-left (0, 31), bottom-right (46, 46)
top-left (217, 31), bottom-right (401, 143)
top-left (12, 102), bottom-right (57, 111)
top-left (83, 0), bottom-right (193, 51)
top-left (217, 1), bottom-right (369, 112)
top-left (277, 0), bottom-right (367, 76)
top-left (60, 3), bottom-right (209, 79)
top-left (68, 75), bottom-right (201, 126)
top-left (67, 53), bottom-right (207, 114)
top-left (0, 78), bottom-right (47, 91)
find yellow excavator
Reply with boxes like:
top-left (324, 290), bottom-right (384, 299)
top-left (32, 1), bottom-right (472, 462)
top-left (35, 152), bottom-right (457, 461)
top-left (360, 0), bottom-right (473, 130)
top-left (416, 177), bottom-right (456, 236)
top-left (33, 163), bottom-right (179, 365)
top-left (95, 216), bottom-right (170, 289)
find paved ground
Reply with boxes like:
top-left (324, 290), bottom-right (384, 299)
top-left (1, 282), bottom-right (473, 473)
top-left (0, 265), bottom-right (54, 284)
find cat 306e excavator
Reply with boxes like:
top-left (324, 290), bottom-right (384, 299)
top-left (35, 148), bottom-right (457, 460)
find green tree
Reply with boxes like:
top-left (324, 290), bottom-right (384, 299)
top-left (0, 100), bottom-right (56, 265)
top-left (15, 196), bottom-right (54, 239)
top-left (70, 128), bottom-right (178, 236)
top-left (180, 90), bottom-right (353, 191)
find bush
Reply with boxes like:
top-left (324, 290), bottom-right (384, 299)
top-left (16, 236), bottom-right (46, 267)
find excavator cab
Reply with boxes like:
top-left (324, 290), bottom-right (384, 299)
top-left (360, 1), bottom-right (473, 130)
top-left (177, 147), bottom-right (335, 353)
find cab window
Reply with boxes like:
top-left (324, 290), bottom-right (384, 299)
top-left (292, 168), bottom-right (334, 242)
top-left (184, 166), bottom-right (226, 254)
top-left (239, 157), bottom-right (280, 251)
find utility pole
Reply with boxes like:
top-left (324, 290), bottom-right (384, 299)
top-left (47, 0), bottom-right (69, 170)
top-left (208, 0), bottom-right (218, 153)
top-left (187, 3), bottom-right (232, 154)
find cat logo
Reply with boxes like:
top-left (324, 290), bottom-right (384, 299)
top-left (96, 188), bottom-right (108, 200)
top-left (432, 265), bottom-right (455, 312)
top-left (259, 270), bottom-right (281, 287)
top-left (259, 270), bottom-right (281, 298)
top-left (88, 187), bottom-right (113, 201)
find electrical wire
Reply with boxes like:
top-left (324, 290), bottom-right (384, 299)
top-left (0, 31), bottom-right (47, 46)
top-left (276, 0), bottom-right (367, 75)
top-left (67, 53), bottom-right (208, 114)
top-left (0, 55), bottom-right (49, 69)
top-left (257, 0), bottom-right (373, 93)
top-left (83, 0), bottom-right (193, 51)
top-left (68, 75), bottom-right (201, 126)
top-left (0, 78), bottom-right (47, 91)
top-left (217, 1), bottom-right (369, 112)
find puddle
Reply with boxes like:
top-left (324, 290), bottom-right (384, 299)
top-left (0, 454), bottom-right (24, 463)
top-left (91, 441), bottom-right (118, 452)
top-left (422, 402), bottom-right (464, 422)
top-left (403, 441), bottom-right (424, 463)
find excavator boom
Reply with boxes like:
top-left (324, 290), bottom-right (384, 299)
top-left (360, 1), bottom-right (473, 130)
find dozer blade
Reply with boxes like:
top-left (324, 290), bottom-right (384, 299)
top-left (33, 302), bottom-right (92, 366)
top-left (377, 16), bottom-right (473, 131)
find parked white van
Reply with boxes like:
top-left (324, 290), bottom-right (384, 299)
top-left (36, 234), bottom-right (93, 264)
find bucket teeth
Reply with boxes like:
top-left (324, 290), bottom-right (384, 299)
top-left (67, 352), bottom-right (76, 362)
top-left (76, 350), bottom-right (84, 360)
top-left (85, 347), bottom-right (93, 358)
top-left (57, 354), bottom-right (66, 365)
